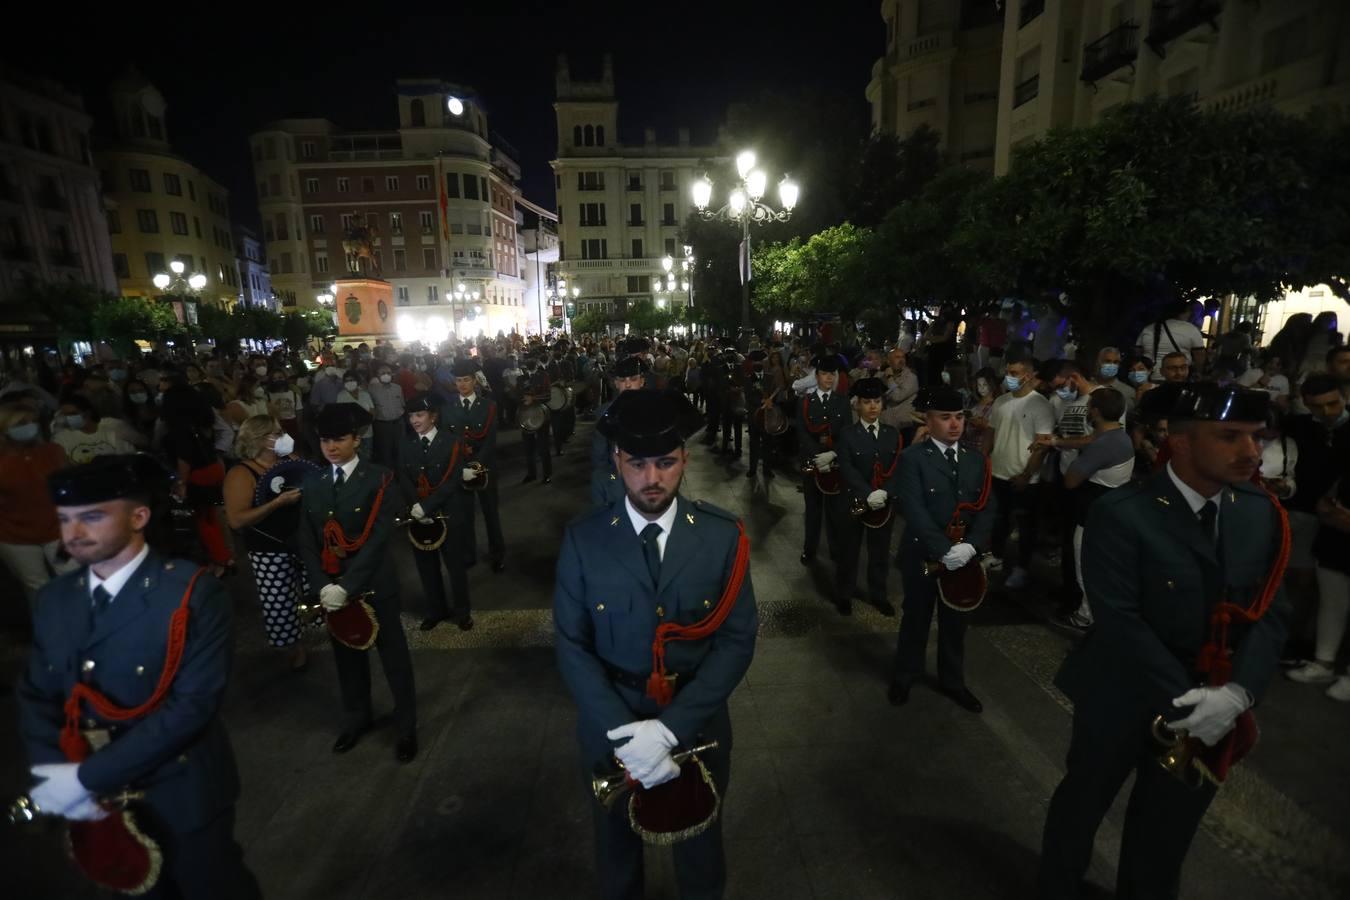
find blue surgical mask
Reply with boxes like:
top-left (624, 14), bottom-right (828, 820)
top-left (1055, 387), bottom-right (1076, 401)
top-left (1099, 363), bottom-right (1119, 379)
top-left (64, 414), bottom-right (86, 430)
top-left (6, 423), bottom-right (39, 442)
top-left (940, 370), bottom-right (952, 385)
top-left (129, 392), bottom-right (149, 404)
top-left (1127, 370), bottom-right (1148, 385)
top-left (108, 368), bottom-right (127, 382)
top-left (1004, 375), bottom-right (1023, 392)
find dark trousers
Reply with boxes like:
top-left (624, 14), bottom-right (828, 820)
top-left (703, 392), bottom-right (721, 441)
top-left (372, 418), bottom-right (402, 468)
top-left (588, 706), bottom-right (732, 900)
top-left (467, 479), bottom-right (505, 563)
top-left (523, 421), bottom-right (553, 478)
top-left (747, 419), bottom-right (775, 476)
top-left (331, 591), bottom-right (416, 737)
top-left (1038, 716), bottom-right (1217, 900)
top-left (990, 477), bottom-right (1041, 568)
top-left (554, 407), bottom-right (576, 453)
top-left (412, 523), bottom-right (470, 619)
top-left (835, 513), bottom-right (894, 605)
top-left (141, 807), bottom-right (261, 900)
top-left (718, 411), bottom-right (743, 454)
top-left (893, 550), bottom-right (967, 689)
top-left (802, 474), bottom-right (842, 560)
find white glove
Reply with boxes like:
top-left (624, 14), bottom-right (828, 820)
top-left (461, 467), bottom-right (476, 482)
top-left (62, 796), bottom-right (109, 821)
top-left (941, 542), bottom-right (977, 571)
top-left (866, 489), bottom-right (887, 510)
top-left (410, 502), bottom-right (427, 520)
top-left (319, 583), bottom-right (348, 612)
top-left (606, 720), bottom-right (678, 784)
top-left (638, 754), bottom-right (681, 789)
top-left (812, 450), bottom-right (837, 469)
top-left (1171, 684), bottom-right (1250, 746)
top-left (29, 763), bottom-right (90, 817)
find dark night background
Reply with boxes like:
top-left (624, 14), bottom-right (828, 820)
top-left (20, 2), bottom-right (883, 227)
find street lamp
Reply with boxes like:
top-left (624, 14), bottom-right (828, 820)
top-left (692, 149), bottom-right (799, 329)
top-left (152, 261), bottom-right (210, 329)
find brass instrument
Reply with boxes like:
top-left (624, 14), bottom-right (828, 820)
top-left (1151, 715), bottom-right (1206, 790)
top-left (850, 496), bottom-right (894, 529)
top-left (394, 511), bottom-right (450, 552)
top-left (8, 790), bottom-right (145, 826)
top-left (463, 461), bottom-right (488, 491)
top-left (799, 460), bottom-right (841, 495)
top-left (295, 590), bottom-right (380, 650)
top-left (591, 741), bottom-right (720, 810)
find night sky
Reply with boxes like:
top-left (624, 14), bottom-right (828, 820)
top-left (28, 2), bottom-right (882, 227)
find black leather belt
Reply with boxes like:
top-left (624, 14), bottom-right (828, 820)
top-left (603, 661), bottom-right (695, 693)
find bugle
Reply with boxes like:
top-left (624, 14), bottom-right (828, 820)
top-left (1151, 715), bottom-right (1206, 790)
top-left (295, 590), bottom-right (380, 650)
top-left (394, 510), bottom-right (450, 552)
top-left (850, 496), bottom-right (894, 529)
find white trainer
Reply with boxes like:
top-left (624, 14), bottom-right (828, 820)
top-left (1287, 661), bottom-right (1337, 684)
top-left (1327, 676), bottom-right (1350, 702)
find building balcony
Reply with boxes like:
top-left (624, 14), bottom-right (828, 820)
top-left (1082, 22), bottom-right (1140, 84)
top-left (557, 257), bottom-right (666, 273)
top-left (1013, 74), bottom-right (1040, 109)
top-left (1147, 0), bottom-right (1222, 57)
top-left (1019, 0), bottom-right (1045, 28)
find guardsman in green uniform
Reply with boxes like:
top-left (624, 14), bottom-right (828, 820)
top-left (519, 352), bottom-right (553, 485)
top-left (589, 355), bottom-right (648, 509)
top-left (890, 386), bottom-right (995, 713)
top-left (443, 357), bottom-right (505, 572)
top-left (554, 390), bottom-right (758, 900)
top-left (17, 455), bottom-right (261, 898)
top-left (548, 339), bottom-right (578, 455)
top-left (1039, 383), bottom-right (1290, 900)
top-left (834, 378), bottom-right (902, 617)
top-left (298, 404), bottom-right (418, 763)
top-left (796, 355), bottom-right (852, 566)
top-left (397, 392), bottom-right (474, 632)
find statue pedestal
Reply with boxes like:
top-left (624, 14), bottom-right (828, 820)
top-left (334, 278), bottom-right (395, 337)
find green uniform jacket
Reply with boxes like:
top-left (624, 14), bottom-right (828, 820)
top-left (897, 441), bottom-right (996, 562)
top-left (795, 390), bottom-right (852, 465)
top-left (1057, 469), bottom-right (1291, 740)
top-left (298, 460), bottom-right (398, 597)
top-left (837, 420), bottom-right (905, 508)
top-left (396, 427), bottom-right (469, 517)
top-left (444, 395), bottom-right (498, 469)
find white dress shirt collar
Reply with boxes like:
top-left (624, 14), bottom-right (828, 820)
top-left (89, 542), bottom-right (151, 602)
top-left (332, 456), bottom-right (360, 482)
top-left (459, 393), bottom-right (477, 408)
top-left (625, 496), bottom-right (679, 561)
top-left (419, 427), bottom-right (438, 445)
top-left (1166, 462), bottom-right (1223, 515)
top-left (816, 388), bottom-right (832, 403)
top-left (931, 437), bottom-right (960, 460)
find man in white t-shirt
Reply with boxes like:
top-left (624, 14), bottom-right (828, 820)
top-left (51, 396), bottom-right (138, 464)
top-left (1135, 306), bottom-right (1206, 382)
top-left (983, 359), bottom-right (1055, 589)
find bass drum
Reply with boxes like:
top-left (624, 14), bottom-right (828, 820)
top-left (547, 384), bottom-right (575, 412)
top-left (519, 403), bottom-right (549, 433)
top-left (757, 405), bottom-right (789, 436)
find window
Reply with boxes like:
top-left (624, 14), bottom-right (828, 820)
top-left (340, 214), bottom-right (355, 232)
top-left (596, 126), bottom-right (605, 145)
top-left (268, 173), bottom-right (281, 197)
top-left (390, 212), bottom-right (403, 234)
top-left (584, 124), bottom-right (595, 146)
top-left (580, 203), bottom-right (606, 226)
top-left (627, 172), bottom-right (642, 191)
top-left (145, 252), bottom-right (166, 276)
top-left (112, 253), bottom-right (130, 278)
top-left (662, 203), bottom-right (676, 226)
top-left (393, 248), bottom-right (406, 271)
top-left (426, 285), bottom-right (439, 304)
top-left (280, 252), bottom-right (293, 273)
top-left (309, 214), bottom-right (325, 234)
top-left (1262, 16), bottom-right (1308, 74)
top-left (302, 177), bottom-right (317, 195)
top-left (170, 211), bottom-right (188, 235)
top-left (163, 173), bottom-right (182, 196)
top-left (386, 176), bottom-right (400, 192)
top-left (664, 237), bottom-right (677, 255)
top-left (659, 170), bottom-right (675, 190)
top-left (337, 177), bottom-right (350, 192)
top-left (423, 247), bottom-right (437, 269)
top-left (315, 253), bottom-right (329, 273)
top-left (445, 173), bottom-right (460, 198)
top-left (362, 177), bottom-right (375, 193)
top-left (396, 285), bottom-right (410, 306)
top-left (137, 209), bottom-right (159, 233)
top-left (264, 137), bottom-right (276, 159)
top-left (106, 210), bottom-right (121, 234)
top-left (129, 168), bottom-right (152, 192)
top-left (419, 210), bottom-right (434, 233)
top-left (410, 98), bottom-right (426, 127)
top-left (416, 174), bottom-right (431, 191)
top-left (573, 125), bottom-right (583, 146)
top-left (301, 140), bottom-right (317, 159)
top-left (631, 238), bottom-right (643, 258)
top-left (578, 171), bottom-right (604, 191)
top-left (480, 177), bottom-right (488, 200)
top-left (194, 216), bottom-right (201, 238)
top-left (463, 174), bottom-right (479, 200)
top-left (187, 181), bottom-right (195, 201)
top-left (581, 238), bottom-right (607, 259)
top-left (258, 180), bottom-right (268, 199)
top-left (626, 275), bottom-right (651, 293)
top-left (629, 203), bottom-right (643, 226)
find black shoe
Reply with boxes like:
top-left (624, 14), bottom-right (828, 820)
top-left (800, 552), bottom-right (814, 566)
top-left (332, 728), bottom-right (367, 754)
top-left (419, 616), bottom-right (446, 632)
top-left (874, 599), bottom-right (897, 617)
top-left (887, 680), bottom-right (910, 706)
top-left (395, 735), bottom-right (418, 764)
top-left (835, 599), bottom-right (852, 617)
top-left (455, 616), bottom-right (475, 632)
top-left (490, 558), bottom-right (505, 574)
top-left (521, 475), bottom-right (536, 484)
top-left (543, 476), bottom-right (551, 485)
top-left (943, 686), bottom-right (983, 714)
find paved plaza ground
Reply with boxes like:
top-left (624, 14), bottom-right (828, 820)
top-left (2, 419), bottom-right (1347, 899)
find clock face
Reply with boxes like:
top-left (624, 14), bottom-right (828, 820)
top-left (447, 97), bottom-right (464, 116)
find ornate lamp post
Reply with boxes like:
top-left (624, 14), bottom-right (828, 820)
top-left (152, 259), bottom-right (209, 327)
top-left (692, 150), bottom-right (798, 330)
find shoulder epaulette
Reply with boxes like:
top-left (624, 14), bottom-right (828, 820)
top-left (691, 499), bottom-right (740, 525)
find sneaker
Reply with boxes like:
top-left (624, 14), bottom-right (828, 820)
top-left (1005, 567), bottom-right (1029, 590)
top-left (985, 557), bottom-right (1005, 573)
top-left (1057, 610), bottom-right (1093, 630)
top-left (1287, 661), bottom-right (1337, 684)
top-left (1328, 676), bottom-right (1350, 702)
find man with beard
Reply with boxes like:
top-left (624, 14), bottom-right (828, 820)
top-left (17, 455), bottom-right (260, 898)
top-left (1039, 383), bottom-right (1290, 899)
top-left (554, 390), bottom-right (758, 900)
top-left (589, 355), bottom-right (648, 508)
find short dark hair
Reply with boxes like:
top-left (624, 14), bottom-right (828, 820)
top-left (61, 393), bottom-right (97, 418)
top-left (1162, 351), bottom-right (1188, 365)
top-left (1327, 345), bottom-right (1350, 366)
top-left (1089, 388), bottom-right (1125, 422)
top-left (1301, 373), bottom-right (1341, 398)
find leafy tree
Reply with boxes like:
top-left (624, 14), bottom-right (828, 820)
top-left (281, 309), bottom-right (333, 350)
top-left (570, 308), bottom-right (609, 335)
top-left (90, 297), bottom-right (181, 357)
top-left (751, 224), bottom-right (871, 321)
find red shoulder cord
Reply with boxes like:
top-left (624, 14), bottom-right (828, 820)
top-left (946, 452), bottom-right (993, 534)
top-left (645, 522), bottom-right (751, 707)
top-left (870, 431), bottom-right (906, 490)
top-left (416, 440), bottom-right (463, 499)
top-left (462, 401), bottom-right (496, 447)
top-left (321, 473), bottom-right (395, 575)
top-left (60, 567), bottom-right (207, 763)
top-left (1195, 484), bottom-right (1291, 685)
top-left (800, 396), bottom-right (835, 449)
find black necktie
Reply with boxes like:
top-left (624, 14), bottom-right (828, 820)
top-left (868, 424), bottom-right (878, 440)
top-left (1198, 500), bottom-right (1218, 545)
top-left (821, 392), bottom-right (830, 403)
top-left (334, 467), bottom-right (345, 488)
top-left (421, 436), bottom-right (431, 452)
top-left (944, 446), bottom-right (958, 479)
top-left (91, 584), bottom-right (111, 630)
top-left (463, 398), bottom-right (471, 412)
top-left (641, 523), bottom-right (663, 588)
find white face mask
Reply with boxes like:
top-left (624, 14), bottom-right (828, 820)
top-left (379, 374), bottom-right (392, 384)
top-left (6, 423), bottom-right (39, 442)
top-left (254, 366), bottom-right (268, 377)
top-left (272, 433), bottom-right (296, 456)
top-left (344, 380), bottom-right (358, 392)
top-left (64, 414), bottom-right (86, 430)
top-left (129, 392), bottom-right (149, 404)
top-left (253, 387), bottom-right (266, 399)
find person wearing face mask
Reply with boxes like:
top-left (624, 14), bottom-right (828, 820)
top-left (224, 375), bottom-right (268, 431)
top-left (0, 399), bottom-right (69, 612)
top-left (266, 371), bottom-right (302, 442)
top-left (309, 363), bottom-right (346, 410)
top-left (223, 416), bottom-right (309, 671)
top-left (879, 347), bottom-right (920, 445)
top-left (336, 371), bottom-right (375, 447)
top-left (121, 378), bottom-right (158, 442)
top-left (1092, 347), bottom-right (1135, 414)
top-left (368, 364), bottom-right (406, 467)
top-left (1124, 355), bottom-right (1153, 397)
top-left (78, 372), bottom-right (124, 421)
top-left (52, 395), bottom-right (138, 463)
top-left (983, 359), bottom-right (1055, 590)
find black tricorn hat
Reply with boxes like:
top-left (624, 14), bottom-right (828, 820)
top-left (917, 385), bottom-right (964, 413)
top-left (811, 355), bottom-right (841, 373)
top-left (850, 377), bottom-right (886, 400)
top-left (49, 453), bottom-right (169, 506)
top-left (598, 390), bottom-right (702, 457)
top-left (1167, 382), bottom-right (1270, 423)
top-left (451, 357), bottom-right (479, 378)
top-left (406, 392), bottom-right (439, 414)
top-left (610, 356), bottom-right (649, 378)
top-left (314, 403), bottom-right (373, 438)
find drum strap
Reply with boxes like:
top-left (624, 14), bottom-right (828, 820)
top-left (870, 430), bottom-right (905, 490)
top-left (60, 568), bottom-right (206, 763)
top-left (800, 396), bottom-right (834, 450)
top-left (416, 440), bottom-right (463, 499)
top-left (322, 474), bottom-right (394, 575)
top-left (645, 523), bottom-right (750, 707)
